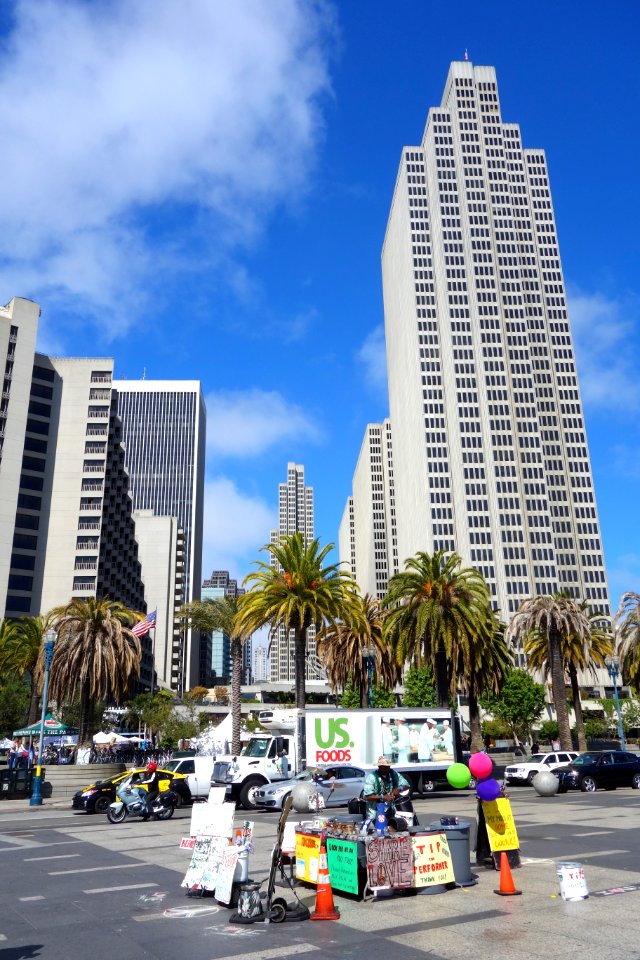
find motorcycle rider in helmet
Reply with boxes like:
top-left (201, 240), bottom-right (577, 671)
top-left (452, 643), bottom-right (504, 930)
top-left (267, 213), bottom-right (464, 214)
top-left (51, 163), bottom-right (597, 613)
top-left (136, 761), bottom-right (162, 816)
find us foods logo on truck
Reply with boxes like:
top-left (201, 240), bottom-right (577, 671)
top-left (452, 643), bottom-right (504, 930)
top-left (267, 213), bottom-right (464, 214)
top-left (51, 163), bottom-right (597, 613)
top-left (313, 718), bottom-right (354, 763)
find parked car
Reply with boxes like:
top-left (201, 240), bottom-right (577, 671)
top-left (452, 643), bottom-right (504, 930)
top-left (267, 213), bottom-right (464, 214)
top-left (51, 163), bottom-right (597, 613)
top-left (254, 764), bottom-right (369, 811)
top-left (505, 751), bottom-right (579, 785)
top-left (71, 767), bottom-right (192, 813)
top-left (161, 756), bottom-right (215, 800)
top-left (554, 751), bottom-right (640, 793)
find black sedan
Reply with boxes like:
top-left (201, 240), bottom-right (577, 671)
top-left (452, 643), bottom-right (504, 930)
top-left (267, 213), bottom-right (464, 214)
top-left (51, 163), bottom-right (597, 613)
top-left (554, 751), bottom-right (640, 793)
top-left (72, 768), bottom-right (192, 813)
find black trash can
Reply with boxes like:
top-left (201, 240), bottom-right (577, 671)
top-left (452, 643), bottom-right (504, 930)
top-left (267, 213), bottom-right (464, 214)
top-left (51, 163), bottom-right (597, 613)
top-left (429, 819), bottom-right (476, 887)
top-left (0, 768), bottom-right (12, 796)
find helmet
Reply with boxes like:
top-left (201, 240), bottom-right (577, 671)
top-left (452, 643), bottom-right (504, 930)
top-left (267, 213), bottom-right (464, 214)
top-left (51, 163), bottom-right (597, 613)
top-left (146, 762), bottom-right (157, 773)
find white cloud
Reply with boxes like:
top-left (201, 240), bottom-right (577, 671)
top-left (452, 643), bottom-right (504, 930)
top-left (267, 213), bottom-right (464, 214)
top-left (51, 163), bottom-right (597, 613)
top-left (202, 476), bottom-right (275, 583)
top-left (0, 0), bottom-right (334, 330)
top-left (205, 388), bottom-right (323, 458)
top-left (568, 288), bottom-right (640, 412)
top-left (357, 324), bottom-right (387, 392)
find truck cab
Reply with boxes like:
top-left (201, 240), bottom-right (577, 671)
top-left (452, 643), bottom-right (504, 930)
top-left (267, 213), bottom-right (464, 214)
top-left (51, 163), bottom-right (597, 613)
top-left (211, 734), bottom-right (294, 809)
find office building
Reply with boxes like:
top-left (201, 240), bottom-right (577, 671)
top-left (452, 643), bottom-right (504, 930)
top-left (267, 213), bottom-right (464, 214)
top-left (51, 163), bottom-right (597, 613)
top-left (0, 298), bottom-right (151, 685)
top-left (269, 462), bottom-right (318, 682)
top-left (133, 510), bottom-right (185, 691)
top-left (201, 569), bottom-right (247, 684)
top-left (380, 60), bottom-right (609, 659)
top-left (253, 645), bottom-right (268, 683)
top-left (113, 380), bottom-right (206, 690)
top-left (339, 419), bottom-right (399, 598)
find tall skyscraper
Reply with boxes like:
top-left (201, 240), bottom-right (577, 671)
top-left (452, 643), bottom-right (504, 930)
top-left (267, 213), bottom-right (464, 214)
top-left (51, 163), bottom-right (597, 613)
top-left (201, 569), bottom-right (247, 684)
top-left (253, 645), bottom-right (268, 683)
top-left (380, 60), bottom-right (609, 654)
top-left (339, 419), bottom-right (399, 599)
top-left (269, 462), bottom-right (317, 682)
top-left (0, 298), bottom-right (151, 684)
top-left (113, 380), bottom-right (206, 690)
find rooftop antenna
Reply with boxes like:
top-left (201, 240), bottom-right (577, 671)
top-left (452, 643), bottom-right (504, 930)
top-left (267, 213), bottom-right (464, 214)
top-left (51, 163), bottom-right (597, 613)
top-left (142, 367), bottom-right (146, 380)
top-left (464, 48), bottom-right (469, 61)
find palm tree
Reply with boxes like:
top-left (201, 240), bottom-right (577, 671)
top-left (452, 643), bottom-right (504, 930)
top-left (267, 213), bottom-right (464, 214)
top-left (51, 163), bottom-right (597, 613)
top-left (40, 597), bottom-right (142, 744)
top-left (458, 609), bottom-right (512, 753)
top-left (524, 595), bottom-right (613, 751)
top-left (316, 594), bottom-right (399, 706)
top-left (0, 617), bottom-right (47, 724)
top-left (179, 596), bottom-right (248, 753)
top-left (236, 533), bottom-right (361, 767)
top-left (506, 593), bottom-right (594, 751)
top-left (383, 550), bottom-right (493, 707)
top-left (616, 592), bottom-right (640, 692)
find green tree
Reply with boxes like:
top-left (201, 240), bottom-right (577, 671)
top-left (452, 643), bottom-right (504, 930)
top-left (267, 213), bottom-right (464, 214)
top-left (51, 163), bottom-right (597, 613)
top-left (384, 550), bottom-right (493, 707)
top-left (179, 596), bottom-right (247, 753)
top-left (316, 594), bottom-right (398, 707)
top-left (507, 594), bottom-right (594, 750)
top-left (372, 684), bottom-right (396, 708)
top-left (339, 677), bottom-right (361, 709)
top-left (480, 669), bottom-right (546, 744)
top-left (538, 719), bottom-right (559, 743)
top-left (237, 533), bottom-right (361, 768)
top-left (125, 691), bottom-right (174, 741)
top-left (43, 598), bottom-right (142, 744)
top-left (0, 674), bottom-right (30, 737)
top-left (0, 617), bottom-right (49, 724)
top-left (524, 594), bottom-right (612, 751)
top-left (402, 665), bottom-right (438, 708)
top-left (616, 592), bottom-right (640, 692)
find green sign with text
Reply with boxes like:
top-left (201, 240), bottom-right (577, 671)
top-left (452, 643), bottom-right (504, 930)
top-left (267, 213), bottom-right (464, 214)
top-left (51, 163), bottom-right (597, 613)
top-left (327, 837), bottom-right (359, 895)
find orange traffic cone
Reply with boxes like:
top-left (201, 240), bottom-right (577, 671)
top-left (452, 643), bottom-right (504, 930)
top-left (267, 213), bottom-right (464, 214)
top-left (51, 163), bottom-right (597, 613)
top-left (494, 851), bottom-right (522, 896)
top-left (310, 838), bottom-right (340, 921)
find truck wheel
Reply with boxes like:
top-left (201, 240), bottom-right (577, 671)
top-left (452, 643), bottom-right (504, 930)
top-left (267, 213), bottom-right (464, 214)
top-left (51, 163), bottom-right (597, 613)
top-left (422, 780), bottom-right (435, 793)
top-left (239, 778), bottom-right (266, 810)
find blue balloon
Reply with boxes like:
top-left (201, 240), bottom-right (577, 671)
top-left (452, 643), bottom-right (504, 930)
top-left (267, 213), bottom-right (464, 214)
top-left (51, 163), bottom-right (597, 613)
top-left (476, 777), bottom-right (501, 802)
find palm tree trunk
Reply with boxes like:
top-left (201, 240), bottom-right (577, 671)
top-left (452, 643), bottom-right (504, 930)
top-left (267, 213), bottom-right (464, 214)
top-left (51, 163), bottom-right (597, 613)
top-left (435, 645), bottom-right (449, 709)
top-left (467, 686), bottom-right (484, 754)
top-left (230, 637), bottom-right (242, 755)
top-left (569, 662), bottom-right (587, 752)
top-left (294, 626), bottom-right (306, 773)
top-left (78, 678), bottom-right (91, 746)
top-left (549, 633), bottom-right (572, 750)
top-left (27, 678), bottom-right (39, 726)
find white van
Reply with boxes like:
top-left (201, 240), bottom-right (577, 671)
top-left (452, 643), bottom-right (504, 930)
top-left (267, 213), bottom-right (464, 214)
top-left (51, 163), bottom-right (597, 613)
top-left (163, 756), bottom-right (215, 800)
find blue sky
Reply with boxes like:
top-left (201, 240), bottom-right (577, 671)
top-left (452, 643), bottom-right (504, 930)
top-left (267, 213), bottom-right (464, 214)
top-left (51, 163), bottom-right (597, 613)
top-left (0, 0), bottom-right (638, 608)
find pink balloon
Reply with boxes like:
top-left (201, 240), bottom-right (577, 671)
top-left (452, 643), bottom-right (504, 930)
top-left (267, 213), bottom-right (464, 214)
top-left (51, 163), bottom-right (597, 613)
top-left (468, 752), bottom-right (493, 780)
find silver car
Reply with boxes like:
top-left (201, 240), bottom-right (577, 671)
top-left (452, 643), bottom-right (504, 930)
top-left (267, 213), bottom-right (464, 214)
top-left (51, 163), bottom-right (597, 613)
top-left (254, 764), bottom-right (369, 811)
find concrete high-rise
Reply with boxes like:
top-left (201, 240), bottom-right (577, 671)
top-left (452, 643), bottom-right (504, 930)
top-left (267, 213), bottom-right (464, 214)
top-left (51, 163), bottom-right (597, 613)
top-left (0, 298), bottom-right (151, 684)
top-left (269, 463), bottom-right (317, 682)
top-left (113, 380), bottom-right (206, 690)
top-left (201, 570), bottom-right (247, 684)
top-left (339, 419), bottom-right (399, 599)
top-left (380, 61), bottom-right (609, 653)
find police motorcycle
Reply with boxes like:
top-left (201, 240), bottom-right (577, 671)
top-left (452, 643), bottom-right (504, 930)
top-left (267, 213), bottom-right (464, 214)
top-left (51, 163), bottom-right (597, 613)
top-left (107, 773), bottom-right (177, 824)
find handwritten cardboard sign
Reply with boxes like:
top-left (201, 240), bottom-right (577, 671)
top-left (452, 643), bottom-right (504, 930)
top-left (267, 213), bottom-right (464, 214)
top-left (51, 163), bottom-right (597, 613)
top-left (482, 797), bottom-right (519, 852)
top-left (295, 832), bottom-right (321, 882)
top-left (365, 835), bottom-right (413, 890)
top-left (411, 832), bottom-right (454, 886)
top-left (214, 847), bottom-right (239, 904)
top-left (179, 837), bottom-right (195, 849)
top-left (189, 799), bottom-right (235, 838)
top-left (326, 838), bottom-right (359, 895)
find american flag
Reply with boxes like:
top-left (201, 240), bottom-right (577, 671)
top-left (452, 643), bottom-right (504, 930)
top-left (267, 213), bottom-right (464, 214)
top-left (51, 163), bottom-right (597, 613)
top-left (132, 610), bottom-right (157, 637)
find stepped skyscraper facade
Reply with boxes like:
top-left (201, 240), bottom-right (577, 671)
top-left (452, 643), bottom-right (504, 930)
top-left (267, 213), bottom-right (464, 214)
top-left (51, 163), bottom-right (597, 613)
top-left (343, 61), bottom-right (609, 657)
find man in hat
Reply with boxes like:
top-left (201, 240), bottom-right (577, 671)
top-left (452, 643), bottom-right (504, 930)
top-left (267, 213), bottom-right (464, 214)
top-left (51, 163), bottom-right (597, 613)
top-left (441, 719), bottom-right (454, 754)
top-left (363, 756), bottom-right (410, 820)
top-left (418, 718), bottom-right (438, 761)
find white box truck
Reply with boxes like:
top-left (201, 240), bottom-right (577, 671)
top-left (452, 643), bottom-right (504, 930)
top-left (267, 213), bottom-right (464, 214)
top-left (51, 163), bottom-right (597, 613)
top-left (211, 707), bottom-right (462, 809)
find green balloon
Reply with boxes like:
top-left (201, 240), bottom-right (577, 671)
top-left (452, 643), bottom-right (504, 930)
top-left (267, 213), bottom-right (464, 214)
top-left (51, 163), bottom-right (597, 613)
top-left (446, 763), bottom-right (472, 790)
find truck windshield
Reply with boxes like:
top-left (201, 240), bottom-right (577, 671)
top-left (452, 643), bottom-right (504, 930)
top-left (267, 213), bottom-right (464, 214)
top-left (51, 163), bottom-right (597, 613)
top-left (241, 740), bottom-right (270, 758)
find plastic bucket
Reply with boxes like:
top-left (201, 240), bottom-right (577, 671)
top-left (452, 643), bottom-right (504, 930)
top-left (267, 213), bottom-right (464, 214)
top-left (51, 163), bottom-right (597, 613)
top-left (556, 861), bottom-right (588, 901)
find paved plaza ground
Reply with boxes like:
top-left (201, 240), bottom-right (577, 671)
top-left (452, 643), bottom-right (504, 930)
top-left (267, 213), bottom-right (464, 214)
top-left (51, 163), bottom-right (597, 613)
top-left (1, 786), bottom-right (640, 960)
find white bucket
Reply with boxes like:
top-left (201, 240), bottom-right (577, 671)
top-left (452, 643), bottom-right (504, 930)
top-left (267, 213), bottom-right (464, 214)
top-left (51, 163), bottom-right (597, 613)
top-left (556, 861), bottom-right (589, 901)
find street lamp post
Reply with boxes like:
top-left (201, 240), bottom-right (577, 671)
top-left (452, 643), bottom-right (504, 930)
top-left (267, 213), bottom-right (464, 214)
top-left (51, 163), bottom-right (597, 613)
top-left (361, 646), bottom-right (376, 709)
top-left (30, 627), bottom-right (56, 807)
top-left (604, 654), bottom-right (626, 751)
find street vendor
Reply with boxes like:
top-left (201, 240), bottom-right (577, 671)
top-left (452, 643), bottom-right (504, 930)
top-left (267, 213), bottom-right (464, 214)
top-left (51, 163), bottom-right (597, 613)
top-left (363, 756), bottom-right (410, 819)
